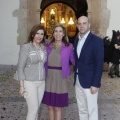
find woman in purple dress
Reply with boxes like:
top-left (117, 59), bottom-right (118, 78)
top-left (42, 23), bottom-right (75, 120)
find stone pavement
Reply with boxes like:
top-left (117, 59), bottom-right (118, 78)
top-left (0, 65), bottom-right (120, 120)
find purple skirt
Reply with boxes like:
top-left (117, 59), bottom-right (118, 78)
top-left (42, 91), bottom-right (68, 107)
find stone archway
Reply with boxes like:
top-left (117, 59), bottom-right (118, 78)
top-left (39, 0), bottom-right (88, 42)
top-left (40, 0), bottom-right (110, 36)
top-left (17, 0), bottom-right (110, 45)
top-left (40, 3), bottom-right (78, 42)
top-left (40, 0), bottom-right (88, 18)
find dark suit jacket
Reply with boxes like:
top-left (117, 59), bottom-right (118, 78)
top-left (74, 32), bottom-right (104, 88)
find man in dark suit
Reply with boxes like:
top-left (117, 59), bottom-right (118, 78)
top-left (74, 16), bottom-right (104, 120)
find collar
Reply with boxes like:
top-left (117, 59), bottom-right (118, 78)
top-left (79, 31), bottom-right (90, 40)
top-left (30, 41), bottom-right (41, 50)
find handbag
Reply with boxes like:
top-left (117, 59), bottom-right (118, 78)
top-left (13, 71), bottom-right (19, 80)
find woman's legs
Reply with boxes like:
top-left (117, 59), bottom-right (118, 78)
top-left (24, 81), bottom-right (45, 120)
top-left (37, 81), bottom-right (45, 119)
top-left (48, 106), bottom-right (54, 120)
top-left (24, 81), bottom-right (39, 120)
top-left (115, 64), bottom-right (120, 77)
top-left (48, 106), bottom-right (62, 120)
top-left (54, 107), bottom-right (62, 120)
top-left (38, 81), bottom-right (45, 105)
top-left (109, 64), bottom-right (116, 78)
top-left (109, 64), bottom-right (120, 77)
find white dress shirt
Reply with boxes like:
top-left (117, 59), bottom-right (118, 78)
top-left (76, 31), bottom-right (90, 73)
top-left (77, 31), bottom-right (90, 57)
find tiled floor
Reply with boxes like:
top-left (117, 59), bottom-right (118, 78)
top-left (0, 65), bottom-right (120, 120)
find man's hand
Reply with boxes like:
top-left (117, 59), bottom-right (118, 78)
top-left (90, 86), bottom-right (99, 94)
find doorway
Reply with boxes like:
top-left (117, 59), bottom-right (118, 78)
top-left (40, 0), bottom-right (88, 43)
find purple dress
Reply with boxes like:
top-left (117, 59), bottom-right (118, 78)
top-left (42, 46), bottom-right (68, 107)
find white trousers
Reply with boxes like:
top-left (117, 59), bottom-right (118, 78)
top-left (24, 80), bottom-right (45, 120)
top-left (75, 76), bottom-right (98, 120)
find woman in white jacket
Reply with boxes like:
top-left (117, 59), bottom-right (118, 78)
top-left (17, 24), bottom-right (47, 120)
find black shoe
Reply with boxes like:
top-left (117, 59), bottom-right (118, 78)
top-left (110, 75), bottom-right (115, 78)
top-left (116, 75), bottom-right (120, 77)
top-left (108, 73), bottom-right (115, 78)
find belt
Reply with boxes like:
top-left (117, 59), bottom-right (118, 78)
top-left (48, 66), bottom-right (62, 70)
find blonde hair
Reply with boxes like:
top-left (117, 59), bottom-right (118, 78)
top-left (50, 23), bottom-right (69, 46)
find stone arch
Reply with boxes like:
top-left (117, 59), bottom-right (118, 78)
top-left (16, 0), bottom-right (110, 45)
top-left (39, 0), bottom-right (88, 41)
top-left (40, 0), bottom-right (88, 18)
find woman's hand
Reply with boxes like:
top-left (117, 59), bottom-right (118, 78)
top-left (19, 80), bottom-right (24, 96)
top-left (115, 44), bottom-right (120, 49)
top-left (19, 86), bottom-right (24, 96)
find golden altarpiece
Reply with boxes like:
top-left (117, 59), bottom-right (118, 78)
top-left (40, 0), bottom-right (88, 42)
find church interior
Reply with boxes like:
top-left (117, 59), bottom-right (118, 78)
top-left (40, 3), bottom-right (77, 41)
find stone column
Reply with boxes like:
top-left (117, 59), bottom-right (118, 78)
top-left (36, 0), bottom-right (41, 23)
top-left (99, 0), bottom-right (110, 37)
top-left (17, 0), bottom-right (28, 45)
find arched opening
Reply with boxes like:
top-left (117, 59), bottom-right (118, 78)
top-left (40, 3), bottom-right (77, 43)
top-left (40, 0), bottom-right (88, 43)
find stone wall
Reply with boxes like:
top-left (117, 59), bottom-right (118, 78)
top-left (99, 0), bottom-right (110, 37)
top-left (0, 0), bottom-right (20, 65)
top-left (106, 0), bottom-right (120, 38)
top-left (17, 0), bottom-right (42, 45)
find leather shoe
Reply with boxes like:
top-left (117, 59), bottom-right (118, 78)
top-left (108, 73), bottom-right (115, 78)
top-left (116, 75), bottom-right (120, 77)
